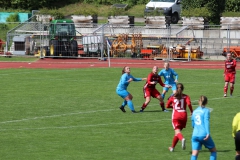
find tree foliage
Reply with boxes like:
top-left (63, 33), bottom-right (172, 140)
top-left (182, 0), bottom-right (226, 24)
top-left (0, 0), bottom-right (239, 24)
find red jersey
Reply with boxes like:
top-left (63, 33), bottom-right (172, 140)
top-left (166, 94), bottom-right (193, 117)
top-left (144, 72), bottom-right (165, 89)
top-left (166, 94), bottom-right (193, 130)
top-left (224, 59), bottom-right (236, 74)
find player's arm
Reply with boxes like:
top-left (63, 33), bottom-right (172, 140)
top-left (147, 73), bottom-right (155, 84)
top-left (191, 113), bottom-right (195, 128)
top-left (158, 70), bottom-right (163, 76)
top-left (223, 62), bottom-right (226, 76)
top-left (172, 69), bottom-right (179, 82)
top-left (121, 74), bottom-right (130, 84)
top-left (166, 97), bottom-right (173, 108)
top-left (186, 96), bottom-right (193, 114)
top-left (233, 59), bottom-right (237, 68)
top-left (131, 75), bottom-right (143, 82)
top-left (204, 110), bottom-right (210, 135)
top-left (158, 76), bottom-right (167, 87)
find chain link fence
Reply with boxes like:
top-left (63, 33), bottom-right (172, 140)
top-left (3, 15), bottom-right (240, 60)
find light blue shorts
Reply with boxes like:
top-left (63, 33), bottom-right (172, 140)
top-left (116, 89), bottom-right (129, 99)
top-left (163, 83), bottom-right (177, 92)
top-left (191, 136), bottom-right (216, 150)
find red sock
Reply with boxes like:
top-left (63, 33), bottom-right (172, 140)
top-left (176, 133), bottom-right (184, 141)
top-left (160, 102), bottom-right (165, 110)
top-left (141, 103), bottom-right (147, 109)
top-left (230, 86), bottom-right (234, 95)
top-left (171, 135), bottom-right (179, 148)
top-left (224, 86), bottom-right (228, 94)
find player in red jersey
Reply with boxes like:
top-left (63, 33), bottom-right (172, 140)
top-left (140, 66), bottom-right (171, 112)
top-left (166, 83), bottom-right (193, 152)
top-left (223, 53), bottom-right (237, 97)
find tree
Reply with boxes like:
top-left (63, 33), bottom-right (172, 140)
top-left (182, 0), bottom-right (226, 24)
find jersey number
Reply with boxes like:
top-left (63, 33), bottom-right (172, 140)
top-left (194, 115), bottom-right (201, 125)
top-left (173, 99), bottom-right (184, 111)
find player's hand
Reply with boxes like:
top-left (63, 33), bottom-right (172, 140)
top-left (154, 81), bottom-right (158, 84)
top-left (203, 134), bottom-right (209, 141)
top-left (223, 74), bottom-right (225, 77)
top-left (175, 80), bottom-right (178, 83)
top-left (128, 78), bottom-right (133, 82)
top-left (168, 85), bottom-right (172, 88)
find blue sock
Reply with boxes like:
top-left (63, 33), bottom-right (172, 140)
top-left (210, 152), bottom-right (217, 160)
top-left (121, 100), bottom-right (127, 107)
top-left (191, 155), bottom-right (197, 160)
top-left (127, 100), bottom-right (135, 111)
top-left (161, 94), bottom-right (165, 99)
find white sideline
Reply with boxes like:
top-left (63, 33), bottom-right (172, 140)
top-left (0, 119), bottom-right (169, 131)
top-left (0, 109), bottom-right (115, 124)
top-left (0, 95), bottom-right (236, 131)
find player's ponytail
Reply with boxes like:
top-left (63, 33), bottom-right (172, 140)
top-left (199, 95), bottom-right (208, 107)
top-left (174, 83), bottom-right (184, 100)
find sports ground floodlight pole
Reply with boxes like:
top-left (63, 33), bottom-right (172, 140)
top-left (165, 16), bottom-right (171, 61)
top-left (101, 24), bottom-right (104, 60)
top-left (227, 25), bottom-right (230, 53)
top-left (40, 21), bottom-right (44, 59)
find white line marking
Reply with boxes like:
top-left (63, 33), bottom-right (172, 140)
top-left (0, 95), bottom-right (235, 125)
top-left (0, 119), bottom-right (170, 131)
top-left (0, 109), bottom-right (115, 124)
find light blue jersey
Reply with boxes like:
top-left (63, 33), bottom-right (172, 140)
top-left (158, 68), bottom-right (178, 85)
top-left (158, 68), bottom-right (178, 94)
top-left (116, 73), bottom-right (142, 112)
top-left (191, 106), bottom-right (210, 136)
top-left (191, 106), bottom-right (215, 151)
top-left (116, 73), bottom-right (142, 91)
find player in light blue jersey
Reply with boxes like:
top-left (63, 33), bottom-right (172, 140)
top-left (158, 62), bottom-right (178, 99)
top-left (116, 66), bottom-right (146, 113)
top-left (190, 95), bottom-right (217, 160)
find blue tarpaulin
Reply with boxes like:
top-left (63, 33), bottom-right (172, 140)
top-left (0, 12), bottom-right (32, 23)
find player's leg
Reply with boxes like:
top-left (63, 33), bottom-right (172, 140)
top-left (140, 96), bottom-right (151, 112)
top-left (167, 83), bottom-right (177, 100)
top-left (191, 136), bottom-right (201, 160)
top-left (209, 147), bottom-right (217, 160)
top-left (169, 122), bottom-right (181, 152)
top-left (156, 94), bottom-right (168, 112)
top-left (230, 83), bottom-right (234, 96)
top-left (224, 81), bottom-right (229, 97)
top-left (161, 87), bottom-right (168, 99)
top-left (140, 88), bottom-right (151, 112)
top-left (169, 135), bottom-right (178, 152)
top-left (191, 137), bottom-right (202, 160)
top-left (203, 136), bottom-right (217, 160)
top-left (117, 90), bottom-right (128, 112)
top-left (125, 93), bottom-right (136, 113)
top-left (229, 73), bottom-right (236, 96)
top-left (175, 128), bottom-right (186, 150)
top-left (224, 74), bottom-right (230, 97)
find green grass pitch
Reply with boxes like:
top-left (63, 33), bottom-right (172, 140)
top-left (0, 68), bottom-right (238, 160)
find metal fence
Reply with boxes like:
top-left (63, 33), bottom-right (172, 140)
top-left (3, 16), bottom-right (240, 60)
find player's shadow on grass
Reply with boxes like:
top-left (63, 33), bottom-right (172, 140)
top-left (139, 110), bottom-right (172, 113)
top-left (188, 149), bottom-right (231, 154)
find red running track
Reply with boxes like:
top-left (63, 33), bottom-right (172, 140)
top-left (0, 58), bottom-right (238, 69)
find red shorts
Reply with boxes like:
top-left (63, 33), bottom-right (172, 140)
top-left (225, 73), bottom-right (236, 84)
top-left (143, 88), bottom-right (160, 98)
top-left (172, 112), bottom-right (187, 130)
